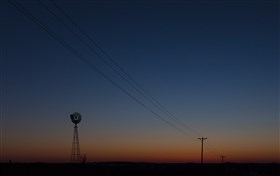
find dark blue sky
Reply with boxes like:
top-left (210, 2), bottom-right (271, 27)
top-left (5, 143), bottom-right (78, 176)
top-left (1, 0), bottom-right (279, 162)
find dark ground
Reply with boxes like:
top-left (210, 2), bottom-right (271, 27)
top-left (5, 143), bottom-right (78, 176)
top-left (1, 162), bottom-right (279, 176)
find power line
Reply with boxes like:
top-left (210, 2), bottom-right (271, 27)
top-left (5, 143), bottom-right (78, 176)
top-left (7, 0), bottom-right (194, 137)
top-left (8, 0), bottom-right (223, 161)
top-left (47, 0), bottom-right (202, 138)
top-left (37, 0), bottom-right (196, 138)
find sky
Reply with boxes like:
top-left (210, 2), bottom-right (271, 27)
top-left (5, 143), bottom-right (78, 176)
top-left (1, 0), bottom-right (279, 163)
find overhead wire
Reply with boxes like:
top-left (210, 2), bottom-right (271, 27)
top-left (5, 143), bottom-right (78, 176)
top-left (7, 0), bottom-right (196, 138)
top-left (8, 0), bottom-right (222, 158)
top-left (8, 0), bottom-right (224, 160)
top-left (37, 0), bottom-right (197, 138)
top-left (47, 0), bottom-right (222, 156)
top-left (47, 0), bottom-right (202, 138)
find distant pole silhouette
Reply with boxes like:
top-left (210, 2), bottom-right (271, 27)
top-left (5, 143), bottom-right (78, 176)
top-left (198, 137), bottom-right (207, 164)
top-left (221, 155), bottom-right (225, 164)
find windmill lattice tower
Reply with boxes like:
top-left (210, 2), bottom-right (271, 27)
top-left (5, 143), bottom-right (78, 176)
top-left (70, 112), bottom-right (82, 162)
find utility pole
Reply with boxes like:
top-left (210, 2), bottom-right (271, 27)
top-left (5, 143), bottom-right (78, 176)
top-left (198, 137), bottom-right (207, 164)
top-left (221, 155), bottom-right (225, 164)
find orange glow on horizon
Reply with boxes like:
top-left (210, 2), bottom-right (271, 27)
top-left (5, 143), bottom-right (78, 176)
top-left (2, 145), bottom-right (278, 163)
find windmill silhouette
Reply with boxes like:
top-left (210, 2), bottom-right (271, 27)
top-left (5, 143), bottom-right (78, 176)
top-left (70, 112), bottom-right (82, 162)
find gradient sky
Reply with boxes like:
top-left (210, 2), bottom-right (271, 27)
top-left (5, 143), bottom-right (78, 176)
top-left (1, 0), bottom-right (279, 163)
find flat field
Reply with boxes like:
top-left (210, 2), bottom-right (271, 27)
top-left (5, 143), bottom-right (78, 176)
top-left (1, 162), bottom-right (279, 176)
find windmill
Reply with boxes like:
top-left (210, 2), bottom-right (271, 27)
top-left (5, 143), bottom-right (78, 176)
top-left (70, 112), bottom-right (82, 162)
